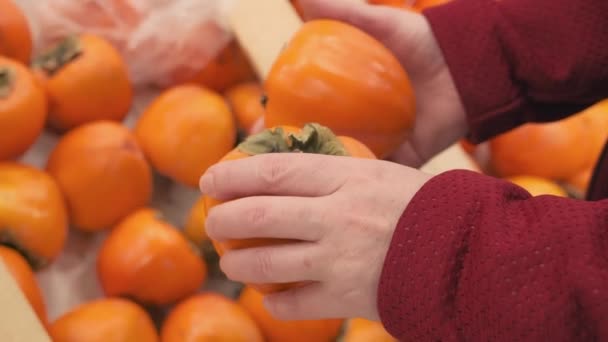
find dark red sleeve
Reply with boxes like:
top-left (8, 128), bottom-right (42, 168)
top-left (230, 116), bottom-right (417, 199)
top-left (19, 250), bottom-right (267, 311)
top-left (378, 170), bottom-right (608, 341)
top-left (423, 0), bottom-right (608, 143)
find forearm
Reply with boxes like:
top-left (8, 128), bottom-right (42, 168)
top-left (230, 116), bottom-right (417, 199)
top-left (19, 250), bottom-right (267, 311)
top-left (378, 170), bottom-right (608, 341)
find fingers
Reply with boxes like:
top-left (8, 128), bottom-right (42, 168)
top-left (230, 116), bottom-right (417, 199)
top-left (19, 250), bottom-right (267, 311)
top-left (199, 153), bottom-right (347, 200)
top-left (205, 196), bottom-right (326, 242)
top-left (220, 242), bottom-right (322, 284)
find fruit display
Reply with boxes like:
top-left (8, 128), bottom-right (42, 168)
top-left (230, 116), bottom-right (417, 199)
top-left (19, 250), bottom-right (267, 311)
top-left (0, 0), bottom-right (606, 340)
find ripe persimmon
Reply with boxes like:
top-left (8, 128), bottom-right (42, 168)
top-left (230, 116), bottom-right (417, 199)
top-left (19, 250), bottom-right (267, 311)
top-left (0, 246), bottom-right (48, 326)
top-left (342, 318), bottom-right (397, 342)
top-left (0, 0), bottom-right (33, 63)
top-left (412, 0), bottom-right (451, 11)
top-left (0, 56), bottom-right (47, 160)
top-left (506, 175), bottom-right (568, 197)
top-left (238, 286), bottom-right (344, 342)
top-left (564, 168), bottom-right (593, 199)
top-left (32, 34), bottom-right (133, 131)
top-left (204, 123), bottom-right (375, 293)
top-left (134, 84), bottom-right (236, 187)
top-left (161, 292), bottom-right (264, 342)
top-left (0, 162), bottom-right (68, 268)
top-left (264, 19), bottom-right (416, 158)
top-left (46, 121), bottom-right (152, 232)
top-left (225, 82), bottom-right (266, 135)
top-left (97, 208), bottom-right (207, 306)
top-left (49, 298), bottom-right (158, 342)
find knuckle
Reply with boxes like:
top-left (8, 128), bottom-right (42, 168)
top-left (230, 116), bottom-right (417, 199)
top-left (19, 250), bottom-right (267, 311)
top-left (253, 248), bottom-right (275, 280)
top-left (257, 155), bottom-right (289, 188)
top-left (245, 205), bottom-right (269, 228)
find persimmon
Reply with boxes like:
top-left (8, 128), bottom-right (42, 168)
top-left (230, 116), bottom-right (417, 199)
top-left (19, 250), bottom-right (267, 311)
top-left (31, 34), bottom-right (133, 131)
top-left (290, 0), bottom-right (305, 17)
top-left (564, 168), bottom-right (593, 199)
top-left (342, 318), bottom-right (397, 342)
top-left (0, 56), bottom-right (47, 160)
top-left (49, 297), bottom-right (158, 342)
top-left (225, 82), bottom-right (266, 135)
top-left (367, 0), bottom-right (411, 9)
top-left (135, 84), bottom-right (236, 187)
top-left (238, 286), bottom-right (344, 342)
top-left (183, 196), bottom-right (210, 249)
top-left (576, 99), bottom-right (608, 168)
top-left (506, 175), bottom-right (568, 197)
top-left (0, 246), bottom-right (47, 326)
top-left (97, 208), bottom-right (207, 306)
top-left (489, 116), bottom-right (593, 180)
top-left (161, 292), bottom-right (264, 342)
top-left (0, 0), bottom-right (33, 63)
top-left (185, 40), bottom-right (257, 92)
top-left (0, 162), bottom-right (68, 269)
top-left (46, 121), bottom-right (152, 232)
top-left (204, 123), bottom-right (375, 293)
top-left (412, 0), bottom-right (452, 11)
top-left (264, 19), bottom-right (415, 159)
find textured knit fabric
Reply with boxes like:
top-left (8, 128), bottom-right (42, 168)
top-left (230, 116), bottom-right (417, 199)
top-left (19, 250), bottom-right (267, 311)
top-left (377, 0), bottom-right (608, 340)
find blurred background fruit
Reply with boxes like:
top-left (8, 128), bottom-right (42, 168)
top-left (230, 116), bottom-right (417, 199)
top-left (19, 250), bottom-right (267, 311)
top-left (224, 81), bottom-right (266, 136)
top-left (506, 175), bottom-right (568, 197)
top-left (0, 0), bottom-right (33, 63)
top-left (342, 317), bottom-right (397, 342)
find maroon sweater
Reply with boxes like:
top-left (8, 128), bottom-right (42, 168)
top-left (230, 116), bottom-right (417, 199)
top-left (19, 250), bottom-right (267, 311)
top-left (377, 0), bottom-right (608, 340)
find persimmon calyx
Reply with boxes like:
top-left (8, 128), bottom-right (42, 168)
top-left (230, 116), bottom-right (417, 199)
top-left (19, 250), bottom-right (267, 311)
top-left (0, 67), bottom-right (15, 99)
top-left (32, 35), bottom-right (82, 76)
top-left (237, 123), bottom-right (349, 156)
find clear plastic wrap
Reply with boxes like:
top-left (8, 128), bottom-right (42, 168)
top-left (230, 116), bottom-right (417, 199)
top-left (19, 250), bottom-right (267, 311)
top-left (16, 0), bottom-right (236, 86)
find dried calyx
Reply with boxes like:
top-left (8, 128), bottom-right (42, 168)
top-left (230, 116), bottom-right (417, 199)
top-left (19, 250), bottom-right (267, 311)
top-left (0, 67), bottom-right (15, 99)
top-left (237, 123), bottom-right (349, 156)
top-left (32, 35), bottom-right (82, 76)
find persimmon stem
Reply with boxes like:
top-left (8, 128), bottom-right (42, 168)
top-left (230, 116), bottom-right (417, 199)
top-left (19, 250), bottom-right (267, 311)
top-left (0, 67), bottom-right (15, 99)
top-left (31, 35), bottom-right (83, 76)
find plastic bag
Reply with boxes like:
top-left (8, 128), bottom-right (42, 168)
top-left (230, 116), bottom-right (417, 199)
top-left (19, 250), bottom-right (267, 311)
top-left (16, 0), bottom-right (236, 87)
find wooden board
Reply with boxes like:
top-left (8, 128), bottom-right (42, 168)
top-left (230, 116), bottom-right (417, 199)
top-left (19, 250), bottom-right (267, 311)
top-left (228, 0), bottom-right (479, 174)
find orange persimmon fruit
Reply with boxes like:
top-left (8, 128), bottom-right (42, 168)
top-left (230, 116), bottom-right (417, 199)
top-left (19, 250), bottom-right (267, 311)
top-left (225, 82), bottom-right (266, 135)
top-left (31, 34), bottom-right (133, 131)
top-left (134, 84), bottom-right (236, 187)
top-left (238, 286), bottom-right (344, 342)
top-left (0, 246), bottom-right (48, 326)
top-left (161, 292), bottom-right (264, 342)
top-left (49, 297), bottom-right (159, 342)
top-left (264, 20), bottom-right (415, 159)
top-left (46, 121), bottom-right (152, 232)
top-left (506, 175), bottom-right (568, 197)
top-left (0, 0), bottom-right (33, 63)
top-left (0, 56), bottom-right (47, 160)
top-left (342, 318), bottom-right (397, 342)
top-left (0, 162), bottom-right (68, 269)
top-left (204, 123), bottom-right (375, 294)
top-left (97, 208), bottom-right (207, 306)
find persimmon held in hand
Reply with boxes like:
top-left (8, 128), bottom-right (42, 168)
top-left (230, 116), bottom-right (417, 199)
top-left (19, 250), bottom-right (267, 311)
top-left (342, 318), bottom-right (397, 342)
top-left (204, 123), bottom-right (375, 293)
top-left (238, 286), bottom-right (344, 342)
top-left (225, 82), bottom-right (266, 135)
top-left (49, 298), bottom-right (159, 342)
top-left (46, 121), bottom-right (152, 232)
top-left (97, 208), bottom-right (207, 306)
top-left (135, 84), bottom-right (236, 187)
top-left (0, 246), bottom-right (48, 326)
top-left (0, 162), bottom-right (68, 269)
top-left (161, 292), bottom-right (264, 342)
top-left (506, 175), bottom-right (568, 197)
top-left (264, 19), bottom-right (416, 158)
top-left (0, 0), bottom-right (33, 63)
top-left (32, 34), bottom-right (133, 131)
top-left (0, 56), bottom-right (47, 160)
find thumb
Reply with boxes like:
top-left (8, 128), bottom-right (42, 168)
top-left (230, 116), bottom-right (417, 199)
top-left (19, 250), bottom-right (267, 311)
top-left (297, 0), bottom-right (412, 43)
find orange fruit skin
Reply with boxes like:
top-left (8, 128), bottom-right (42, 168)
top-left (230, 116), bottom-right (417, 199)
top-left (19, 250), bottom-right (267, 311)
top-left (33, 34), bottom-right (133, 132)
top-left (264, 19), bottom-right (415, 159)
top-left (204, 126), bottom-right (375, 294)
top-left (134, 84), bottom-right (237, 187)
top-left (489, 116), bottom-right (593, 180)
top-left (97, 208), bottom-right (207, 306)
top-left (506, 175), bottom-right (568, 197)
top-left (238, 286), bottom-right (344, 342)
top-left (0, 0), bottom-right (33, 63)
top-left (342, 318), bottom-right (397, 342)
top-left (183, 196), bottom-right (210, 248)
top-left (49, 297), bottom-right (159, 342)
top-left (161, 292), bottom-right (264, 342)
top-left (0, 56), bottom-right (47, 160)
top-left (224, 82), bottom-right (266, 134)
top-left (0, 162), bottom-right (68, 267)
top-left (46, 121), bottom-right (152, 232)
top-left (0, 246), bottom-right (48, 327)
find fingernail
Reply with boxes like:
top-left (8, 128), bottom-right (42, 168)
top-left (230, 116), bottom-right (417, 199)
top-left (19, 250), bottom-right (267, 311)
top-left (199, 172), bottom-right (215, 196)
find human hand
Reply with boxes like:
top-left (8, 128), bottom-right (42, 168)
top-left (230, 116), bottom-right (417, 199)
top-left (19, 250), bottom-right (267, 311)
top-left (200, 153), bottom-right (433, 320)
top-left (253, 0), bottom-right (468, 167)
